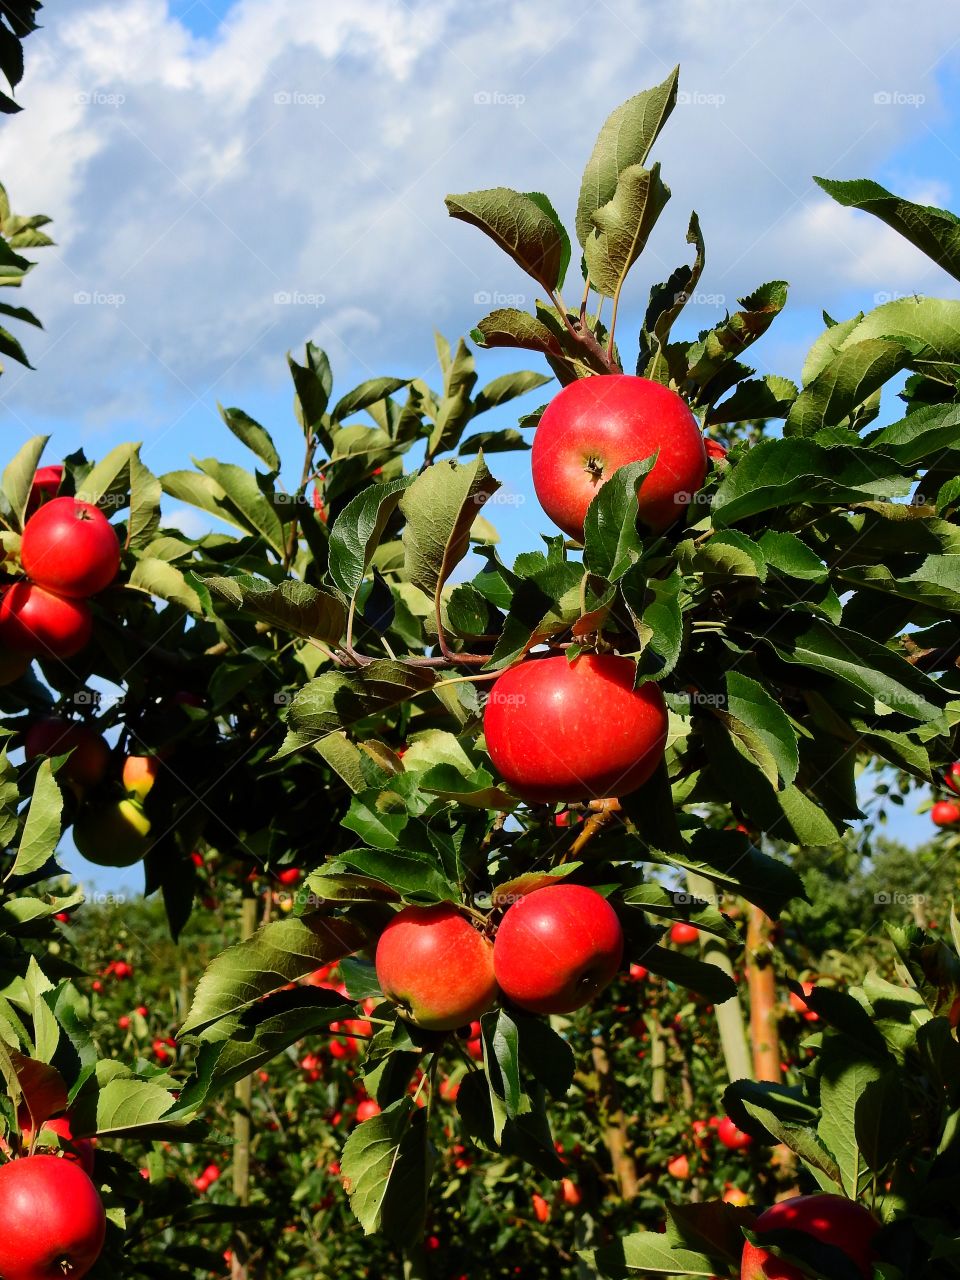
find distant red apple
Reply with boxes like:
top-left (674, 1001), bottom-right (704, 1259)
top-left (931, 800), bottom-right (960, 827)
top-left (484, 654), bottom-right (668, 803)
top-left (21, 497), bottom-right (120, 598)
top-left (0, 583), bottom-right (93, 658)
top-left (531, 1192), bottom-right (550, 1223)
top-left (629, 963), bottom-right (648, 981)
top-left (705, 437), bottom-right (728, 464)
top-left (494, 884), bottom-right (623, 1015)
top-left (788, 981), bottom-right (819, 1023)
top-left (0, 1155), bottom-right (105, 1280)
top-left (26, 464), bottom-right (64, 515)
top-left (276, 867), bottom-right (302, 886)
top-left (944, 761), bottom-right (960, 794)
top-left (670, 922), bottom-right (700, 946)
top-left (666, 1153), bottom-right (690, 1180)
top-left (716, 1116), bottom-right (753, 1150)
top-left (25, 718), bottom-right (110, 789)
top-left (375, 903), bottom-right (497, 1031)
top-left (355, 1099), bottom-right (381, 1122)
top-left (531, 375), bottom-right (707, 540)
top-left (117, 1015), bottom-right (130, 1031)
top-left (740, 1193), bottom-right (879, 1279)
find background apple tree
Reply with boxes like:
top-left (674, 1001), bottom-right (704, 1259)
top-left (1, 48), bottom-right (960, 1280)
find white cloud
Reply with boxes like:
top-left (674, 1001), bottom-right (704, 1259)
top-left (0, 0), bottom-right (957, 440)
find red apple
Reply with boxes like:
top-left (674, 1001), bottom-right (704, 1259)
top-left (944, 761), bottom-right (960, 794)
top-left (716, 1116), bottom-right (753, 1150)
top-left (117, 1015), bottom-right (130, 1030)
top-left (494, 884), bottom-right (623, 1015)
top-left (705, 437), bottom-right (728, 464)
top-left (788, 981), bottom-right (819, 1023)
top-left (25, 718), bottom-right (110, 789)
top-left (375, 903), bottom-right (497, 1031)
top-left (355, 1099), bottom-right (381, 1122)
top-left (740, 1194), bottom-right (879, 1279)
top-left (0, 583), bottom-right (93, 658)
top-left (20, 1114), bottom-right (95, 1177)
top-left (122, 755), bottom-right (159, 801)
top-left (276, 867), bottom-right (302, 886)
top-left (931, 800), bottom-right (960, 827)
top-left (670, 922), bottom-right (700, 946)
top-left (666, 1153), bottom-right (690, 1180)
top-left (0, 1155), bottom-right (106, 1280)
top-left (531, 374), bottom-right (707, 541)
top-left (26, 464), bottom-right (64, 515)
top-left (21, 497), bottom-right (120, 598)
top-left (484, 654), bottom-right (668, 803)
top-left (531, 1192), bottom-right (550, 1223)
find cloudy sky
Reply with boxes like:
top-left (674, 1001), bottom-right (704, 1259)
top-left (1, 0), bottom-right (957, 885)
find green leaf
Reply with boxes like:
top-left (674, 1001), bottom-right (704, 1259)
top-left (481, 1008), bottom-right (521, 1141)
top-left (194, 458), bottom-right (285, 553)
top-left (7, 760), bottom-right (61, 880)
top-left (337, 848), bottom-right (458, 903)
top-left (725, 671), bottom-right (799, 786)
top-left (473, 370), bottom-right (552, 416)
top-left (692, 531), bottom-right (766, 581)
top-left (78, 1068), bottom-right (177, 1137)
top-left (180, 914), bottom-right (367, 1038)
top-left (583, 457), bottom-right (657, 576)
top-left (278, 662), bottom-right (437, 755)
top-left (854, 1070), bottom-right (911, 1172)
top-left (289, 342), bottom-right (333, 445)
top-left (445, 188), bottom-right (569, 292)
top-left (869, 400), bottom-right (960, 465)
top-left (707, 374), bottom-right (798, 425)
top-left (213, 408), bottom-right (278, 476)
top-left (817, 1046), bottom-right (883, 1197)
top-left (838, 296), bottom-right (960, 364)
top-left (400, 455), bottom-right (499, 598)
top-left (576, 67), bottom-right (678, 249)
top-left (711, 438), bottom-right (910, 526)
top-left (332, 377), bottom-right (411, 424)
top-left (340, 1098), bottom-right (431, 1246)
top-left (785, 338), bottom-right (908, 436)
top-left (1, 434), bottom-right (47, 530)
top-left (205, 574), bottom-right (346, 643)
top-left (641, 945), bottom-right (737, 1004)
top-left (427, 338), bottom-right (477, 460)
top-left (684, 282), bottom-right (788, 396)
top-left (641, 211), bottom-right (706, 352)
top-left (128, 559), bottom-right (203, 613)
top-left (623, 566), bottom-right (683, 681)
top-left (815, 176), bottom-right (960, 284)
top-left (584, 162), bottom-right (671, 300)
top-left (761, 613), bottom-right (945, 721)
top-left (127, 449), bottom-right (162, 549)
top-left (757, 531), bottom-right (828, 581)
top-left (587, 1233), bottom-right (720, 1276)
top-left (739, 1101), bottom-right (842, 1192)
top-left (471, 309), bottom-right (565, 360)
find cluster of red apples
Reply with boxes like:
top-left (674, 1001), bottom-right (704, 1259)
top-left (0, 467), bottom-right (120, 670)
top-left (931, 760), bottom-right (960, 827)
top-left (483, 375), bottom-right (709, 806)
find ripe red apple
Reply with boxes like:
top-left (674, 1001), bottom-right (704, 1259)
top-left (531, 1192), bottom-right (550, 1223)
top-left (788, 981), bottom-right (819, 1023)
top-left (21, 497), bottom-right (120, 598)
top-left (25, 718), bottom-right (110, 789)
top-left (716, 1116), bottom-right (753, 1150)
top-left (117, 1014), bottom-right (130, 1030)
top-left (276, 866), bottom-right (302, 886)
top-left (493, 884), bottom-right (623, 1015)
top-left (26, 464), bottom-right (64, 515)
top-left (944, 761), bottom-right (960, 794)
top-left (740, 1194), bottom-right (880, 1279)
top-left (666, 1153), bottom-right (690, 1180)
top-left (73, 799), bottom-right (153, 867)
top-left (484, 654), bottom-right (668, 803)
top-left (670, 922), bottom-right (700, 946)
top-left (0, 1155), bottom-right (106, 1280)
top-left (375, 902), bottom-right (497, 1031)
top-left (931, 800), bottom-right (960, 827)
top-left (355, 1099), bottom-right (381, 1122)
top-left (705, 437), bottom-right (728, 464)
top-left (122, 755), bottom-right (159, 801)
top-left (0, 583), bottom-right (93, 658)
top-left (20, 1114), bottom-right (95, 1177)
top-left (531, 374), bottom-right (707, 541)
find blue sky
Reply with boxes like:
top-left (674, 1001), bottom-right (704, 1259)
top-left (3, 0), bottom-right (958, 891)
